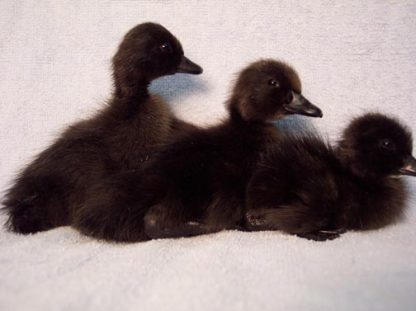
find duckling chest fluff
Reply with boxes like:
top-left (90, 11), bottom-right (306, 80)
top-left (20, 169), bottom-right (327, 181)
top-left (245, 113), bottom-right (415, 240)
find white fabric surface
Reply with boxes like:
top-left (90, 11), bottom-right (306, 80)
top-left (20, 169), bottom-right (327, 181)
top-left (1, 1), bottom-right (416, 310)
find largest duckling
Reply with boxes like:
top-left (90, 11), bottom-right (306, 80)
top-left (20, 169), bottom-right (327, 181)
top-left (245, 113), bottom-right (416, 240)
top-left (3, 22), bottom-right (202, 234)
top-left (70, 59), bottom-right (323, 241)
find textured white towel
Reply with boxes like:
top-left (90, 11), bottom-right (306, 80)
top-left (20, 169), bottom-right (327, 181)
top-left (1, 1), bottom-right (416, 310)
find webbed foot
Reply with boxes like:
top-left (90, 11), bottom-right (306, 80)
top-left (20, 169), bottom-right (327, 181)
top-left (296, 228), bottom-right (346, 241)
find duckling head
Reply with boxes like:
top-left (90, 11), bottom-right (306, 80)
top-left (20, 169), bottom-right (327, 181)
top-left (112, 22), bottom-right (202, 96)
top-left (337, 113), bottom-right (416, 179)
top-left (227, 59), bottom-right (322, 122)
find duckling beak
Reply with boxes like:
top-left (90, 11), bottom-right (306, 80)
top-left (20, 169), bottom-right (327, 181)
top-left (177, 56), bottom-right (203, 74)
top-left (283, 92), bottom-right (323, 118)
top-left (398, 155), bottom-right (416, 176)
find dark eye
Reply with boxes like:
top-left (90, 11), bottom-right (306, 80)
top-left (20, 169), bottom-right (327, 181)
top-left (380, 139), bottom-right (395, 151)
top-left (268, 79), bottom-right (280, 87)
top-left (159, 42), bottom-right (173, 53)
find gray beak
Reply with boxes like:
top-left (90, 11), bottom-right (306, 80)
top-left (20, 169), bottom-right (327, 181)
top-left (284, 92), bottom-right (323, 118)
top-left (177, 56), bottom-right (203, 74)
top-left (398, 155), bottom-right (416, 176)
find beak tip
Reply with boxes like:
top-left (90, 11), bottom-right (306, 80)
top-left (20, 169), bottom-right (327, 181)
top-left (398, 155), bottom-right (416, 176)
top-left (305, 108), bottom-right (323, 118)
top-left (309, 106), bottom-right (323, 118)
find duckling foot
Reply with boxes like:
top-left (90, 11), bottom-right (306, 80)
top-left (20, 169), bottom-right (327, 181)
top-left (296, 229), bottom-right (345, 241)
top-left (144, 208), bottom-right (217, 239)
top-left (245, 213), bottom-right (266, 228)
top-left (145, 220), bottom-right (216, 239)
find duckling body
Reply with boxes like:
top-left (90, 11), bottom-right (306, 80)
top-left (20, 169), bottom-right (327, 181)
top-left (140, 60), bottom-right (323, 241)
top-left (3, 22), bottom-right (202, 234)
top-left (245, 113), bottom-right (415, 240)
top-left (72, 59), bottom-right (322, 242)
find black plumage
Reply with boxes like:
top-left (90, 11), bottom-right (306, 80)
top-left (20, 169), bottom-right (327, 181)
top-left (245, 113), bottom-right (416, 241)
top-left (3, 22), bottom-right (202, 234)
top-left (70, 59), bottom-right (322, 242)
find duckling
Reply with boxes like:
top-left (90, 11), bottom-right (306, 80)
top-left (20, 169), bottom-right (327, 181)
top-left (3, 22), bottom-right (202, 234)
top-left (70, 59), bottom-right (323, 241)
top-left (245, 113), bottom-right (416, 241)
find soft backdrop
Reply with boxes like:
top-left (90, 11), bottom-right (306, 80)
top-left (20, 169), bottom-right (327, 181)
top-left (1, 1), bottom-right (416, 310)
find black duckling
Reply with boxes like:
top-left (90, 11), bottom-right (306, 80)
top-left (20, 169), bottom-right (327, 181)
top-left (70, 59), bottom-right (323, 242)
top-left (3, 22), bottom-right (202, 234)
top-left (245, 113), bottom-right (416, 241)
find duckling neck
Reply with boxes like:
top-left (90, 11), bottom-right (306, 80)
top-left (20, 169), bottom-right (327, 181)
top-left (338, 154), bottom-right (383, 182)
top-left (114, 76), bottom-right (150, 99)
top-left (228, 105), bottom-right (245, 124)
top-left (226, 104), bottom-right (280, 156)
top-left (227, 103), bottom-right (263, 126)
top-left (111, 78), bottom-right (150, 118)
top-left (336, 145), bottom-right (375, 180)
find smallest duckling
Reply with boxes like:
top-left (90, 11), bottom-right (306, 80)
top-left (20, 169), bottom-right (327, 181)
top-left (245, 113), bottom-right (416, 241)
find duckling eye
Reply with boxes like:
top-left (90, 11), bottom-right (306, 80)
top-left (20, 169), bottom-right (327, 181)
top-left (268, 79), bottom-right (280, 87)
top-left (159, 42), bottom-right (173, 53)
top-left (380, 139), bottom-right (395, 151)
